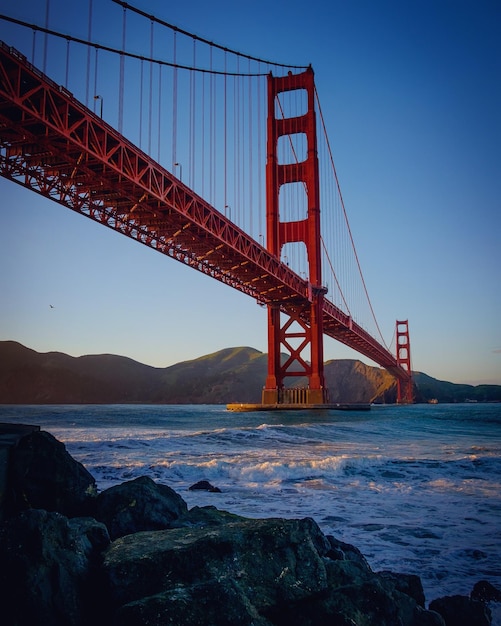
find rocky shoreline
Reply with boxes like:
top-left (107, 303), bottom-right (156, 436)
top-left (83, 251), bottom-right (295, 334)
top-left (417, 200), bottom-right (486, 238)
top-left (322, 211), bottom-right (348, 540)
top-left (0, 428), bottom-right (498, 625)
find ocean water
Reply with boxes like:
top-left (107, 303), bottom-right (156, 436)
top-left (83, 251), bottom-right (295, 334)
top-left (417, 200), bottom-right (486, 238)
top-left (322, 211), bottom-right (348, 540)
top-left (1, 402), bottom-right (500, 617)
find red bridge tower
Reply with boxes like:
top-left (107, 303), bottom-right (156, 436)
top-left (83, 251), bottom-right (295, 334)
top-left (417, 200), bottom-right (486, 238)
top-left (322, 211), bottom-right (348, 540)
top-left (262, 68), bottom-right (328, 406)
top-left (396, 319), bottom-right (413, 403)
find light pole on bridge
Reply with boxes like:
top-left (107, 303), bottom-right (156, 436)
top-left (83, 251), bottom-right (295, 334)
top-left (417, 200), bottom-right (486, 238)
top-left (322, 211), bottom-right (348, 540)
top-left (93, 95), bottom-right (103, 118)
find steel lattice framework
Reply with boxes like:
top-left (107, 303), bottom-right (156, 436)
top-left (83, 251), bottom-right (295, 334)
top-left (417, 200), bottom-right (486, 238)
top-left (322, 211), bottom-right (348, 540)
top-left (0, 42), bottom-right (412, 398)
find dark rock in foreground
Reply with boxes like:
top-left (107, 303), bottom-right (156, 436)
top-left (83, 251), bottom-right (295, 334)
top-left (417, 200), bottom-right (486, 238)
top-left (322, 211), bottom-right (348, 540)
top-left (94, 475), bottom-right (188, 540)
top-left (0, 427), bottom-right (498, 625)
top-left (7, 429), bottom-right (97, 518)
top-left (429, 594), bottom-right (492, 626)
top-left (0, 509), bottom-right (109, 626)
top-left (103, 517), bottom-right (329, 612)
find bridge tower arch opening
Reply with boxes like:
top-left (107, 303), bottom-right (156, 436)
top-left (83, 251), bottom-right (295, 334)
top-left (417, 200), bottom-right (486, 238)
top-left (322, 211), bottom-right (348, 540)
top-left (262, 68), bottom-right (329, 406)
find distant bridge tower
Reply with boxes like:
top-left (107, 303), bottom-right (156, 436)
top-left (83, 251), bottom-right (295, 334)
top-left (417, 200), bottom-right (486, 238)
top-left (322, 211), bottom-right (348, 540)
top-left (396, 319), bottom-right (413, 403)
top-left (262, 68), bottom-right (328, 406)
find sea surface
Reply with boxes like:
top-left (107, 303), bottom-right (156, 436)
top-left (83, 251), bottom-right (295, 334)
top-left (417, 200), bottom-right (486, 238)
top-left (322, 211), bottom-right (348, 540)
top-left (1, 402), bottom-right (500, 618)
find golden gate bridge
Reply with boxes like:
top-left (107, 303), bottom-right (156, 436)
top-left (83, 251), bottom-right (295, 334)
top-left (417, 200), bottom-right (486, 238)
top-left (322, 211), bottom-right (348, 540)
top-left (0, 0), bottom-right (413, 407)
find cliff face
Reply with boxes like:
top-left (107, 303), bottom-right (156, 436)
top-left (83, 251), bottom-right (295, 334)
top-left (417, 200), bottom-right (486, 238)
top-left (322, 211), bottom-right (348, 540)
top-left (324, 359), bottom-right (397, 404)
top-left (1, 341), bottom-right (499, 404)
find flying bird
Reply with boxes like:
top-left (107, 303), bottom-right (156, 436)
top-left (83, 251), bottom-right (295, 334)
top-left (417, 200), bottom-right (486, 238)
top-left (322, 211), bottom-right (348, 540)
top-left (49, 304), bottom-right (54, 309)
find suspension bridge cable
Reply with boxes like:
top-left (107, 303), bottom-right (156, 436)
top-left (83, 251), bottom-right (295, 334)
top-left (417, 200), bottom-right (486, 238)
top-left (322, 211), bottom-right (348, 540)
top-left (64, 38), bottom-right (70, 88)
top-left (171, 31), bottom-right (178, 172)
top-left (190, 38), bottom-right (196, 188)
top-left (118, 4), bottom-right (126, 133)
top-left (148, 19), bottom-right (154, 156)
top-left (157, 64), bottom-right (162, 162)
top-left (224, 52), bottom-right (228, 213)
top-left (0, 14), bottom-right (272, 77)
top-left (85, 0), bottom-right (92, 105)
top-left (31, 28), bottom-right (36, 64)
top-left (139, 58), bottom-right (144, 148)
top-left (43, 0), bottom-right (50, 74)
top-left (314, 86), bottom-right (390, 351)
top-left (320, 237), bottom-right (351, 315)
top-left (111, 0), bottom-right (309, 71)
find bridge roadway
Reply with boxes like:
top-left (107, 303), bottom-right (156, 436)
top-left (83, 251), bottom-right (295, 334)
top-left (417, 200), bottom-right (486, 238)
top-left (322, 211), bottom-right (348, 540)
top-left (0, 42), bottom-right (410, 387)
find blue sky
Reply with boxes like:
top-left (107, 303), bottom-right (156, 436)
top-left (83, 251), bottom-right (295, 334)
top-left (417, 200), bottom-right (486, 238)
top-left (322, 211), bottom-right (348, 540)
top-left (0, 0), bottom-right (499, 385)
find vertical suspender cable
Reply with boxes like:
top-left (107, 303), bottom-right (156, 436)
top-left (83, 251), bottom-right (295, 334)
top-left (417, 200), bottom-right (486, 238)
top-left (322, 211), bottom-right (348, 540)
top-left (93, 48), bottom-right (98, 112)
top-left (248, 63), bottom-right (253, 236)
top-left (118, 6), bottom-right (126, 134)
top-left (236, 57), bottom-right (241, 227)
top-left (171, 31), bottom-right (178, 171)
top-left (85, 0), bottom-right (92, 106)
top-left (148, 19), bottom-right (154, 156)
top-left (257, 65), bottom-right (263, 243)
top-left (201, 67), bottom-right (205, 197)
top-left (232, 60), bottom-right (236, 223)
top-left (213, 67), bottom-right (217, 206)
top-left (190, 39), bottom-right (196, 188)
top-left (224, 51), bottom-right (227, 215)
top-left (209, 47), bottom-right (214, 204)
top-left (139, 59), bottom-right (144, 148)
top-left (31, 29), bottom-right (36, 65)
top-left (238, 67), bottom-right (241, 225)
top-left (157, 64), bottom-right (162, 163)
top-left (65, 39), bottom-right (70, 89)
top-left (43, 0), bottom-right (50, 74)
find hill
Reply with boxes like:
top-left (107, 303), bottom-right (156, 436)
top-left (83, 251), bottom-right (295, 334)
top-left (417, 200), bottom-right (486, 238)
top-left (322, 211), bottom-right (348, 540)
top-left (412, 371), bottom-right (501, 403)
top-left (0, 341), bottom-right (499, 404)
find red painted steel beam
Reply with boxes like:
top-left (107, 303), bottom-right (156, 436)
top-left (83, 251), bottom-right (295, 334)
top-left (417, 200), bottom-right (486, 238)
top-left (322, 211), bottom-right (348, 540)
top-left (0, 42), bottom-right (411, 388)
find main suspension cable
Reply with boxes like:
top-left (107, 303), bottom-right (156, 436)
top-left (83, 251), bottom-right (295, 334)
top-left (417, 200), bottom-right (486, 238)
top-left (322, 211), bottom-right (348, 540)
top-left (0, 13), bottom-right (302, 77)
top-left (112, 0), bottom-right (309, 71)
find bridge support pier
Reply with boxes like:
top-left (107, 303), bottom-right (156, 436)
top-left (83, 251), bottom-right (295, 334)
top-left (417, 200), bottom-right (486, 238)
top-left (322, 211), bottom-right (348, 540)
top-left (261, 387), bottom-right (327, 406)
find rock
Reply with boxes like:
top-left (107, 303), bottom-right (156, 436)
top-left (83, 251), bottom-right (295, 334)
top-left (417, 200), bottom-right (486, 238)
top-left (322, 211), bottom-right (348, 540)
top-left (102, 515), bottom-right (442, 625)
top-left (378, 570), bottom-right (426, 607)
top-left (429, 594), bottom-right (492, 626)
top-left (93, 475), bottom-right (188, 540)
top-left (102, 517), bottom-right (331, 612)
top-left (325, 534), bottom-right (372, 570)
top-left (264, 572), bottom-right (445, 626)
top-left (318, 560), bottom-right (443, 626)
top-left (0, 509), bottom-right (109, 626)
top-left (8, 430), bottom-right (97, 518)
top-left (188, 479), bottom-right (222, 492)
top-left (114, 580), bottom-right (271, 626)
top-left (171, 504), bottom-right (247, 528)
top-left (471, 580), bottom-right (501, 602)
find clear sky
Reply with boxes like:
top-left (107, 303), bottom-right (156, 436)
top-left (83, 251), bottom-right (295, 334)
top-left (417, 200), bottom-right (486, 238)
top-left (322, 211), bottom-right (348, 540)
top-left (0, 0), bottom-right (500, 385)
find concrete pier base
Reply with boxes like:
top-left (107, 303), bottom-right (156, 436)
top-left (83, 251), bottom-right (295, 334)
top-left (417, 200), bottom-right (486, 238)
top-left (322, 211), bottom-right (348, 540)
top-left (226, 403), bottom-right (371, 412)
